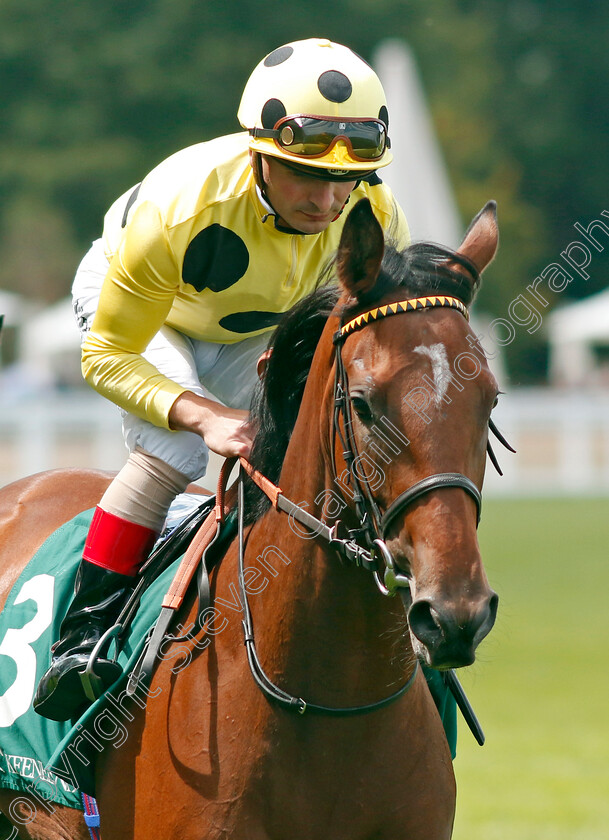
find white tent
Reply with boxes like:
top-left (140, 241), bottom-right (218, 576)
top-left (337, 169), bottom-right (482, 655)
top-left (18, 297), bottom-right (79, 360)
top-left (375, 40), bottom-right (507, 387)
top-left (374, 40), bottom-right (463, 248)
top-left (0, 290), bottom-right (31, 327)
top-left (547, 288), bottom-right (609, 386)
top-left (16, 297), bottom-right (82, 388)
top-left (0, 290), bottom-right (36, 369)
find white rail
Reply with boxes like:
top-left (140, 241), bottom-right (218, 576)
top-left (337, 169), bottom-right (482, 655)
top-left (482, 388), bottom-right (609, 496)
top-left (0, 394), bottom-right (126, 487)
top-left (1, 389), bottom-right (609, 496)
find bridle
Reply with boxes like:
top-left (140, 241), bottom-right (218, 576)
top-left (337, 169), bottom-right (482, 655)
top-left (331, 294), bottom-right (515, 539)
top-left (235, 293), bottom-right (500, 736)
top-left (331, 294), bottom-right (482, 594)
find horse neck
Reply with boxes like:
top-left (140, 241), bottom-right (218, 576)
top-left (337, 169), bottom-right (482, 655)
top-left (244, 323), bottom-right (416, 703)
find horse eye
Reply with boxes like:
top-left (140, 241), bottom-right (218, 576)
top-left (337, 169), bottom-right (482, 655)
top-left (350, 395), bottom-right (373, 423)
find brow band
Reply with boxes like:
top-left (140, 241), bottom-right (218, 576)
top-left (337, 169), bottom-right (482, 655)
top-left (336, 295), bottom-right (469, 341)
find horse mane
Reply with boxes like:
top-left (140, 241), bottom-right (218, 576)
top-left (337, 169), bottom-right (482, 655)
top-left (243, 239), bottom-right (479, 522)
top-left (243, 284), bottom-right (340, 521)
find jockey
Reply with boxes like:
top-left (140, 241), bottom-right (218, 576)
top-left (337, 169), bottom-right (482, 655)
top-left (34, 38), bottom-right (409, 720)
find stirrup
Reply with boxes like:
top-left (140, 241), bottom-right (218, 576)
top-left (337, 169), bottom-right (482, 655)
top-left (80, 623), bottom-right (123, 702)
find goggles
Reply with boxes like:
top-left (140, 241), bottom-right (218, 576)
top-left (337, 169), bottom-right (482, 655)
top-left (251, 115), bottom-right (389, 162)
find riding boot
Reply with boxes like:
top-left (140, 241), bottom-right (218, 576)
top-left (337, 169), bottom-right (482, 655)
top-left (33, 507), bottom-right (157, 722)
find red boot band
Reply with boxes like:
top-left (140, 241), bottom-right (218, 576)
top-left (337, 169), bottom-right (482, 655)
top-left (83, 507), bottom-right (157, 577)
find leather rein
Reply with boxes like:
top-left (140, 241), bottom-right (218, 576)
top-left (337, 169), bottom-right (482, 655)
top-left (236, 294), bottom-right (501, 731)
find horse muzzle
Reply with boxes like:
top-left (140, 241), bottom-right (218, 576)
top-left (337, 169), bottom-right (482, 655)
top-left (407, 589), bottom-right (499, 669)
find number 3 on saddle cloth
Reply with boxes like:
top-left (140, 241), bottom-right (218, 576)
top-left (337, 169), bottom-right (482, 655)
top-left (0, 492), bottom-right (221, 801)
top-left (0, 487), bottom-right (457, 805)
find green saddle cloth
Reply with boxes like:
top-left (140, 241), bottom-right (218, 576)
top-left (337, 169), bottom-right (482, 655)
top-left (0, 509), bottom-right (183, 806)
top-left (0, 508), bottom-right (457, 808)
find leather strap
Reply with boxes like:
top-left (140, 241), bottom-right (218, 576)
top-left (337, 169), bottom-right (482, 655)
top-left (381, 473), bottom-right (482, 536)
top-left (240, 457), bottom-right (383, 572)
top-left (128, 459), bottom-right (239, 693)
top-left (236, 468), bottom-right (418, 716)
top-left (239, 458), bottom-right (282, 508)
top-left (161, 513), bottom-right (219, 609)
top-left (397, 588), bottom-right (485, 745)
top-left (243, 632), bottom-right (419, 715)
top-left (161, 458), bottom-right (237, 610)
top-left (239, 457), bottom-right (336, 542)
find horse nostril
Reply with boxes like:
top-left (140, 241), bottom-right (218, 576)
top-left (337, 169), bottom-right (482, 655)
top-left (408, 599), bottom-right (443, 647)
top-left (481, 591), bottom-right (499, 636)
top-left (408, 591), bottom-right (498, 667)
top-left (489, 592), bottom-right (499, 623)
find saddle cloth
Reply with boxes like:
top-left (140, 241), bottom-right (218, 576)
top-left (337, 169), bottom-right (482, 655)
top-left (0, 498), bottom-right (207, 806)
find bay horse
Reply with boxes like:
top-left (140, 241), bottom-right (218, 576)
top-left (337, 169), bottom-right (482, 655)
top-left (0, 198), bottom-right (499, 840)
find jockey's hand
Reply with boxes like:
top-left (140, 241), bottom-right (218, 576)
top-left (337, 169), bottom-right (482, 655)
top-left (168, 391), bottom-right (254, 459)
top-left (201, 407), bottom-right (254, 459)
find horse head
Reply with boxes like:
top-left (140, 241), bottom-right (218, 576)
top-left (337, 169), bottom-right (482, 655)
top-left (330, 198), bottom-right (499, 670)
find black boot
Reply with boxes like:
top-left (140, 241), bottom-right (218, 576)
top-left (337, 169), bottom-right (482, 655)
top-left (33, 560), bottom-right (135, 721)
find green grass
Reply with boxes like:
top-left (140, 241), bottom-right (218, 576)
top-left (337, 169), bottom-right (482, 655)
top-left (452, 498), bottom-right (609, 840)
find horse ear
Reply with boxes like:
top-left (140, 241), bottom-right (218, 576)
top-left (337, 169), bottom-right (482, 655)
top-left (456, 200), bottom-right (499, 274)
top-left (256, 348), bottom-right (272, 379)
top-left (336, 198), bottom-right (385, 299)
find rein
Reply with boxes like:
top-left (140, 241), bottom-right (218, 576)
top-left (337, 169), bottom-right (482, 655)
top-left (236, 468), bottom-right (419, 716)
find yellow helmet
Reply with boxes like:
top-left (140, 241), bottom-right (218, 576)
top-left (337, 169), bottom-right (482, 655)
top-left (238, 38), bottom-right (392, 175)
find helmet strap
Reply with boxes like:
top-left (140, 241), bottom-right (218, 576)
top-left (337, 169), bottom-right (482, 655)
top-left (251, 151), bottom-right (267, 195)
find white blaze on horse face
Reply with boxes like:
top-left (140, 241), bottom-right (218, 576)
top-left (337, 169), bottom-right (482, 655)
top-left (413, 343), bottom-right (451, 405)
top-left (353, 357), bottom-right (375, 387)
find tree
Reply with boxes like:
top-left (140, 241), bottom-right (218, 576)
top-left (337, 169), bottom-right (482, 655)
top-left (0, 0), bottom-right (605, 382)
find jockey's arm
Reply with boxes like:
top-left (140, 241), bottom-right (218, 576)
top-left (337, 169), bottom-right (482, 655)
top-left (82, 200), bottom-right (254, 459)
top-left (168, 391), bottom-right (253, 459)
top-left (82, 201), bottom-right (187, 425)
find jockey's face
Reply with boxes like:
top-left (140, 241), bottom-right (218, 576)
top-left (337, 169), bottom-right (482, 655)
top-left (259, 155), bottom-right (356, 234)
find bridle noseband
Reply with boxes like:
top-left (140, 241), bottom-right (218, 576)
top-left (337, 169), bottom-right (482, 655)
top-left (380, 473), bottom-right (481, 535)
top-left (331, 294), bottom-right (481, 592)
